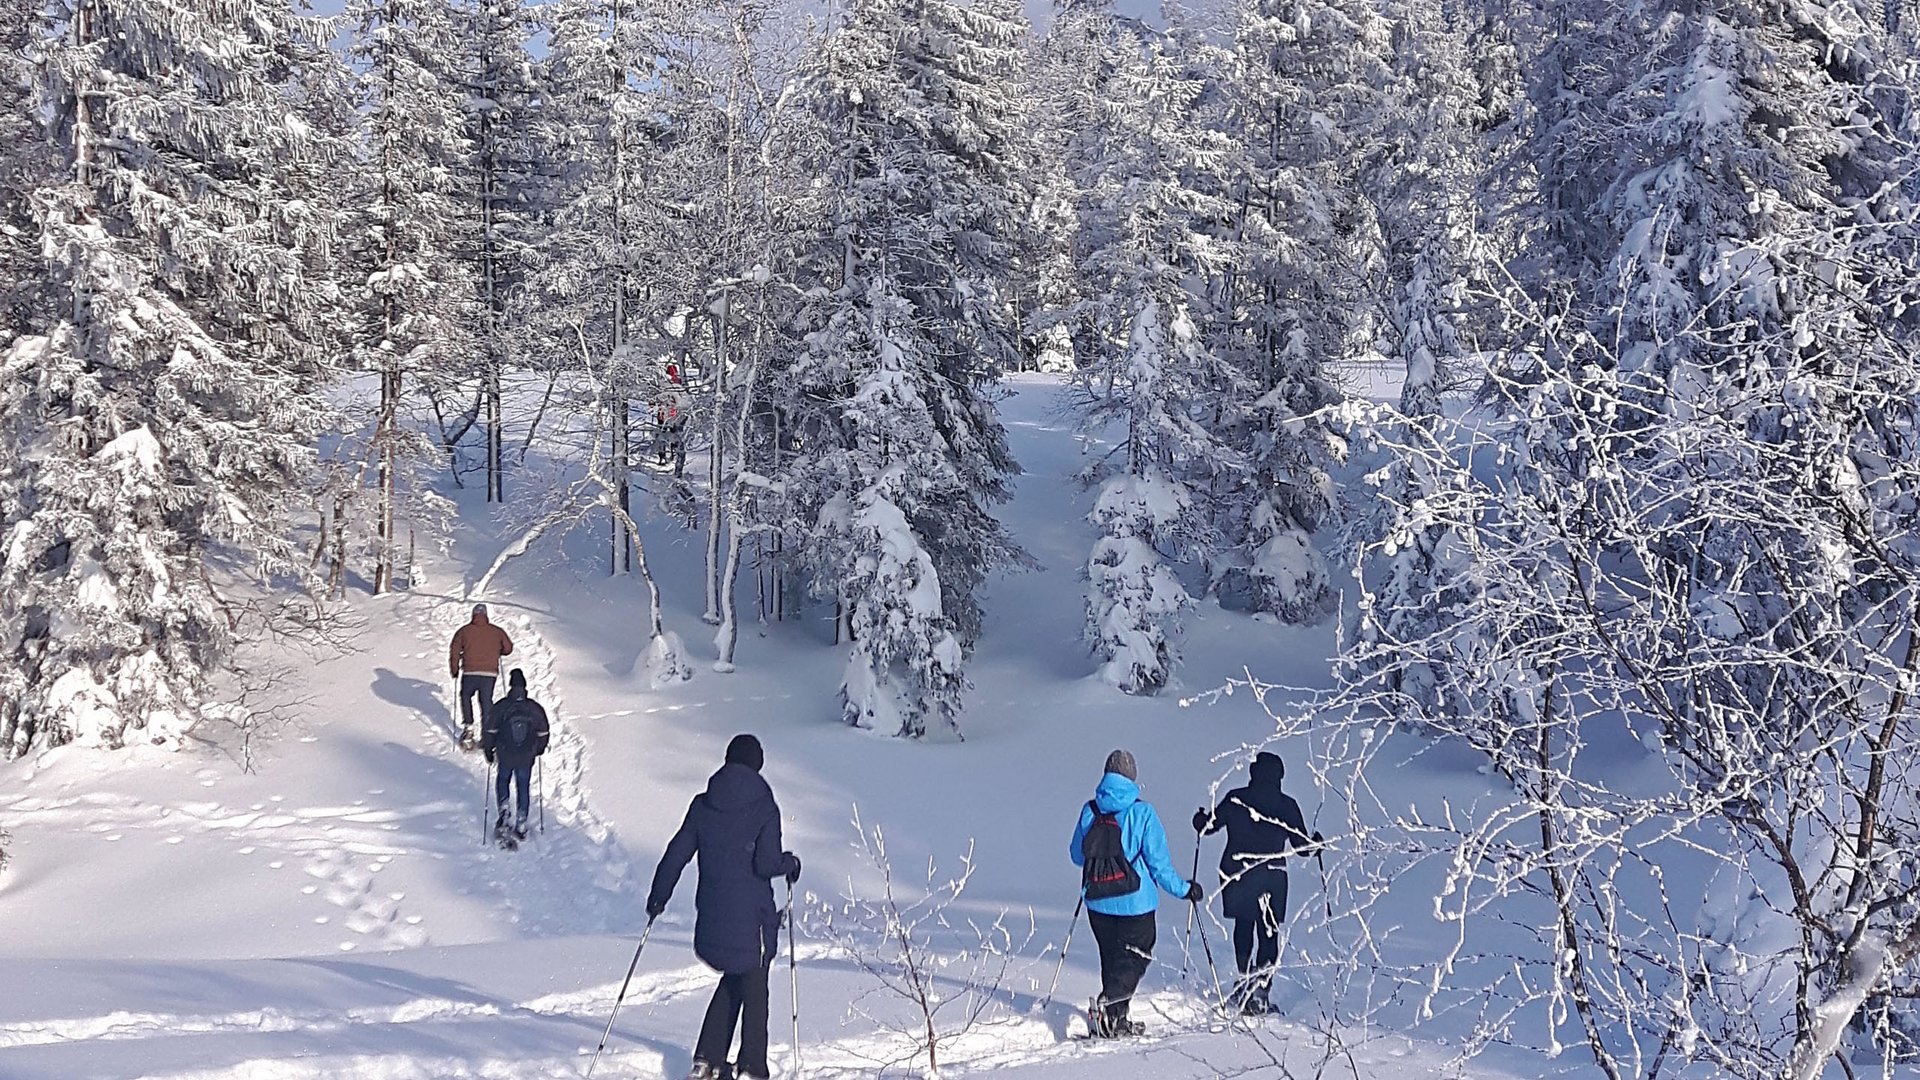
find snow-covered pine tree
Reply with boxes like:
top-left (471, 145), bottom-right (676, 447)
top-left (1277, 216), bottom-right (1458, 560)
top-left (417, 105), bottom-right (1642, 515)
top-left (346, 0), bottom-right (484, 593)
top-left (785, 0), bottom-right (1030, 737)
top-left (1071, 28), bottom-right (1245, 695)
top-left (0, 0), bottom-right (352, 756)
top-left (461, 0), bottom-right (543, 503)
top-left (1211, 0), bottom-right (1386, 625)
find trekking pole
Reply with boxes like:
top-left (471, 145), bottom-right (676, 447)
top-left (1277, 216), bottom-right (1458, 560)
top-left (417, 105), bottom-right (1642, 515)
top-left (1041, 893), bottom-right (1084, 1010)
top-left (1316, 844), bottom-right (1332, 920)
top-left (537, 757), bottom-right (545, 835)
top-left (586, 916), bottom-right (657, 1078)
top-left (786, 878), bottom-right (801, 1075)
top-left (479, 760), bottom-right (489, 847)
top-left (1184, 844), bottom-right (1201, 978)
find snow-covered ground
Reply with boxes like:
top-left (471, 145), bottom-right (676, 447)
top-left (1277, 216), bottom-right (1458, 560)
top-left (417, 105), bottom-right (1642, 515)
top-left (0, 376), bottom-right (1579, 1080)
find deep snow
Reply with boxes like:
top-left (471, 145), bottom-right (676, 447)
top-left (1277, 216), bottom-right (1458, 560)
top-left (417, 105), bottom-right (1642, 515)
top-left (0, 372), bottom-right (1574, 1080)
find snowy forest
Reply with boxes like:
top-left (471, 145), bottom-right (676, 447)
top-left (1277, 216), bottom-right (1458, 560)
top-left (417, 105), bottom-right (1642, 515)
top-left (4, 0), bottom-right (1920, 1076)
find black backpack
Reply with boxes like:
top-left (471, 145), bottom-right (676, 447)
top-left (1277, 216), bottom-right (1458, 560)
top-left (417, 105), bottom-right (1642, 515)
top-left (1081, 800), bottom-right (1141, 900)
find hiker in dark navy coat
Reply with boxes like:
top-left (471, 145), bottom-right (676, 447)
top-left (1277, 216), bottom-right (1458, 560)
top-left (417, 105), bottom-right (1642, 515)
top-left (648, 734), bottom-right (801, 1080)
top-left (1194, 751), bottom-right (1320, 1014)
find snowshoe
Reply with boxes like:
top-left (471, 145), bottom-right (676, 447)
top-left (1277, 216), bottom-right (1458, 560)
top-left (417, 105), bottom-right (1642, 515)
top-left (686, 1061), bottom-right (733, 1080)
top-left (1239, 995), bottom-right (1278, 1017)
top-left (458, 727), bottom-right (477, 752)
top-left (1079, 998), bottom-right (1145, 1040)
top-left (493, 814), bottom-right (517, 851)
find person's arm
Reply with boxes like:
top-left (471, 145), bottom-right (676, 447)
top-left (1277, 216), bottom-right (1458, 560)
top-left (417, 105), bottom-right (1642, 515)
top-left (499, 626), bottom-right (514, 657)
top-left (1194, 799), bottom-right (1227, 836)
top-left (647, 809), bottom-right (698, 917)
top-left (1068, 801), bottom-right (1094, 867)
top-left (1138, 806), bottom-right (1195, 898)
top-left (448, 628), bottom-right (463, 679)
top-left (480, 708), bottom-right (498, 755)
top-left (532, 705), bottom-right (550, 756)
top-left (752, 806), bottom-right (796, 881)
top-left (1281, 796), bottom-right (1311, 855)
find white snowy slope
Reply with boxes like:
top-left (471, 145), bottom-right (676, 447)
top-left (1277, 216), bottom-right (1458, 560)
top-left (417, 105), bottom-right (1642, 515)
top-left (0, 375), bottom-right (1578, 1080)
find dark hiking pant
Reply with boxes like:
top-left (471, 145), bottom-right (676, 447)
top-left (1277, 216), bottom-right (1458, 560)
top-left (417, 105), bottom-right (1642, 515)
top-left (695, 965), bottom-right (770, 1076)
top-left (1232, 876), bottom-right (1287, 1005)
top-left (495, 761), bottom-right (532, 824)
top-left (1088, 911), bottom-right (1157, 1023)
top-left (458, 673), bottom-right (496, 732)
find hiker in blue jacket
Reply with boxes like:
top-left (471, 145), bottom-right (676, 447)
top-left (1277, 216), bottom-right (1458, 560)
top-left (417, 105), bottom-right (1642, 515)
top-left (1069, 748), bottom-right (1203, 1037)
top-left (648, 734), bottom-right (801, 1080)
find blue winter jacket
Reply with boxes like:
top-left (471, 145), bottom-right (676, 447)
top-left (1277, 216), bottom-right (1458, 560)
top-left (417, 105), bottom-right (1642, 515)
top-left (1069, 772), bottom-right (1195, 916)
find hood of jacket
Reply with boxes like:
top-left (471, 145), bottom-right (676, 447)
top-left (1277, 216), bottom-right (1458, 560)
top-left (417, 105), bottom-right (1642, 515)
top-left (703, 762), bottom-right (775, 814)
top-left (1093, 771), bottom-right (1141, 815)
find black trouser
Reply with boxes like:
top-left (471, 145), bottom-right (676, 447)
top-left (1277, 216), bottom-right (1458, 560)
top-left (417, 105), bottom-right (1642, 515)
top-left (1232, 874), bottom-right (1287, 1003)
top-left (695, 965), bottom-right (770, 1075)
top-left (458, 673), bottom-right (496, 731)
top-left (1088, 911), bottom-right (1157, 1023)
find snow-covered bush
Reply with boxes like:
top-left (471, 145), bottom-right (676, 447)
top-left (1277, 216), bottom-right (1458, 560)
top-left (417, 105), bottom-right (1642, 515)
top-left (803, 810), bottom-right (1033, 1078)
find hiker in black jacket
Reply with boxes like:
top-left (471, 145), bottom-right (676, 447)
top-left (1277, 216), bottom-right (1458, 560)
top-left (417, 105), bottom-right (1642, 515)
top-left (648, 734), bottom-right (801, 1080)
top-left (1194, 751), bottom-right (1320, 1015)
top-left (482, 669), bottom-right (549, 841)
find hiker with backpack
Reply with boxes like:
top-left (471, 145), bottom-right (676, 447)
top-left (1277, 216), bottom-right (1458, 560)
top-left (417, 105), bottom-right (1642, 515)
top-left (1193, 751), bottom-right (1321, 1015)
top-left (483, 668), bottom-right (549, 844)
top-left (450, 603), bottom-right (514, 750)
top-left (1069, 749), bottom-right (1203, 1038)
top-left (647, 734), bottom-right (802, 1080)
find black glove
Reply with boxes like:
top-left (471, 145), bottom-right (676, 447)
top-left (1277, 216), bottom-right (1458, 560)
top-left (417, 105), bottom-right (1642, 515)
top-left (646, 898), bottom-right (666, 920)
top-left (783, 852), bottom-right (802, 885)
top-left (483, 748), bottom-right (495, 765)
top-left (1185, 881), bottom-right (1204, 903)
top-left (1312, 831), bottom-right (1325, 848)
top-left (1192, 808), bottom-right (1210, 834)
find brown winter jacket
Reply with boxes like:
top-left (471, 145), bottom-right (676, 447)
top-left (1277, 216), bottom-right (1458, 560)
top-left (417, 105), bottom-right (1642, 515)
top-left (449, 617), bottom-right (514, 679)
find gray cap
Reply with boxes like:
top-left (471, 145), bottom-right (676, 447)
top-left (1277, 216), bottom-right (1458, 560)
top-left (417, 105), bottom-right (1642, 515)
top-left (472, 603), bottom-right (488, 617)
top-left (1104, 748), bottom-right (1138, 782)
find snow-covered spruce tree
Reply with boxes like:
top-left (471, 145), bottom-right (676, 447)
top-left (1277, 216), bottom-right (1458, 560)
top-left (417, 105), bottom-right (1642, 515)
top-left (784, 0), bottom-right (1030, 737)
top-left (461, 0), bottom-right (543, 504)
top-left (1343, 0), bottom-right (1486, 710)
top-left (0, 0), bottom-right (53, 334)
top-left (346, 0), bottom-right (483, 594)
top-left (1071, 30), bottom-right (1245, 695)
top-left (0, 0), bottom-right (352, 756)
top-left (1330, 5), bottom-right (1920, 1078)
top-left (1210, 0), bottom-right (1385, 625)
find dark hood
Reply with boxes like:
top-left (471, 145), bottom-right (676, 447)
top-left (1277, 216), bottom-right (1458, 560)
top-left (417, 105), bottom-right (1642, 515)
top-left (703, 762), bottom-right (775, 813)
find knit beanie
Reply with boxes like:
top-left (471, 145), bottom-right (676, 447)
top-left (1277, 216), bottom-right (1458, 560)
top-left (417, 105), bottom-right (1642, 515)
top-left (725, 733), bottom-right (765, 773)
top-left (1104, 748), bottom-right (1138, 782)
top-left (508, 669), bottom-right (527, 690)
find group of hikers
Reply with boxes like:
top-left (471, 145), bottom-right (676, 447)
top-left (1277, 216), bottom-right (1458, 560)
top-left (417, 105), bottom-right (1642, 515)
top-left (449, 603), bottom-right (550, 842)
top-left (446, 606), bottom-right (1323, 1079)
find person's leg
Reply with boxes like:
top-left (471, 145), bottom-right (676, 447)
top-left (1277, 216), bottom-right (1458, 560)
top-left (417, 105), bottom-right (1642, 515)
top-left (513, 762), bottom-right (532, 825)
top-left (1087, 912), bottom-right (1124, 1032)
top-left (473, 675), bottom-right (496, 730)
top-left (694, 973), bottom-right (744, 1068)
top-left (493, 763), bottom-right (510, 825)
top-left (1232, 915), bottom-right (1257, 1006)
top-left (733, 965), bottom-right (772, 1076)
top-left (1102, 913), bottom-right (1156, 1026)
top-left (458, 675), bottom-right (479, 731)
